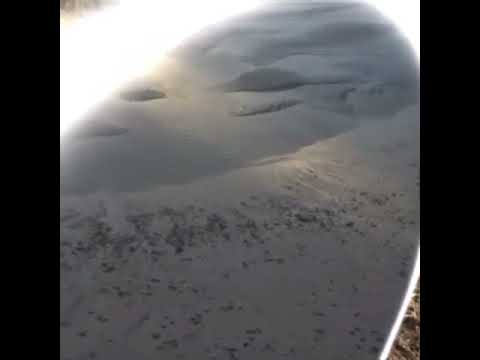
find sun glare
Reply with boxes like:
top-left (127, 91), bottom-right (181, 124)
top-left (60, 0), bottom-right (266, 137)
top-left (368, 0), bottom-right (420, 59)
top-left (60, 1), bottom-right (419, 137)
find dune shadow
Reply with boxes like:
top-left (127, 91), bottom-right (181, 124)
top-left (60, 98), bottom-right (358, 195)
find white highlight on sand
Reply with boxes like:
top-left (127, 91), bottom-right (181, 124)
top-left (60, 0), bottom-right (266, 137)
top-left (367, 0), bottom-right (420, 60)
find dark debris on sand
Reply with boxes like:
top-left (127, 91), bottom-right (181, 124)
top-left (61, 186), bottom-right (418, 359)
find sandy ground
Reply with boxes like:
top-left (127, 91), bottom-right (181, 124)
top-left (60, 103), bottom-right (420, 360)
top-left (60, 2), bottom-right (419, 359)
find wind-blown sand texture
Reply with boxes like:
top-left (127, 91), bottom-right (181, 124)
top-left (61, 2), bottom-right (419, 359)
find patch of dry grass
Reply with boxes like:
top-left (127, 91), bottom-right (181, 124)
top-left (388, 282), bottom-right (420, 360)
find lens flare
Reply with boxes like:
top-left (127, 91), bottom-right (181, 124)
top-left (368, 0), bottom-right (420, 59)
top-left (60, 0), bottom-right (266, 137)
top-left (60, 1), bottom-right (419, 137)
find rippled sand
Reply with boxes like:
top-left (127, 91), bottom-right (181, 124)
top-left (61, 2), bottom-right (419, 359)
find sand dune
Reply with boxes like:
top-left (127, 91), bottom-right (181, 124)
top-left (61, 1), bottom-right (419, 359)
